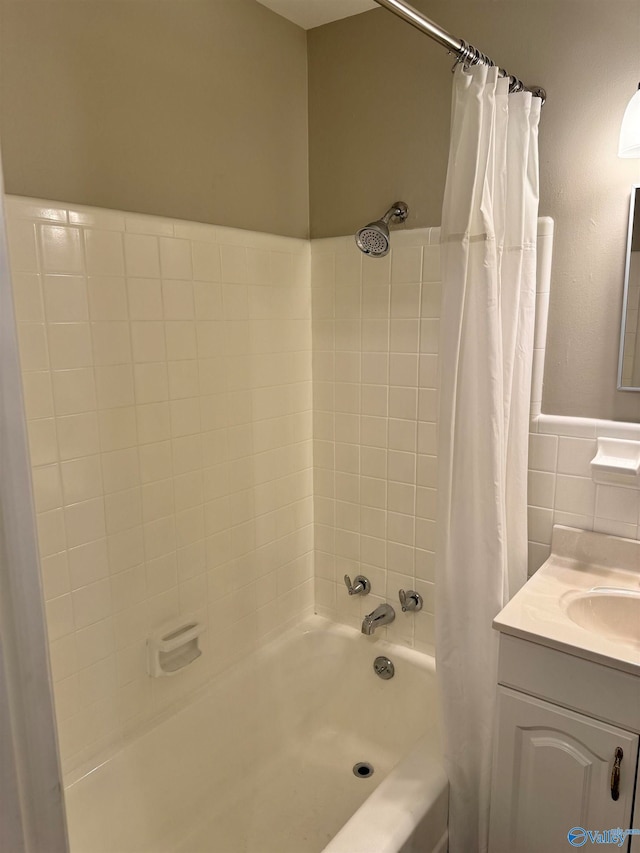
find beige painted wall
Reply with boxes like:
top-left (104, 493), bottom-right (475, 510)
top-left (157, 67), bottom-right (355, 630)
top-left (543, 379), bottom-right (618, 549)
top-left (0, 0), bottom-right (309, 238)
top-left (2, 0), bottom-right (640, 417)
top-left (309, 1), bottom-right (640, 420)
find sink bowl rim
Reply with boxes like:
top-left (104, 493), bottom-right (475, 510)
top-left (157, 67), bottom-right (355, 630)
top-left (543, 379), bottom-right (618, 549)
top-left (561, 586), bottom-right (640, 605)
top-left (560, 587), bottom-right (640, 648)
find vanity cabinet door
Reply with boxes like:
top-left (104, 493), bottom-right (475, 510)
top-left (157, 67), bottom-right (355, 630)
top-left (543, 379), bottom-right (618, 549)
top-left (489, 687), bottom-right (638, 853)
top-left (632, 776), bottom-right (640, 853)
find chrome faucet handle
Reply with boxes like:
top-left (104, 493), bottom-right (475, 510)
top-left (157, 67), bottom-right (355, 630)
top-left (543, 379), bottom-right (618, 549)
top-left (399, 589), bottom-right (423, 612)
top-left (344, 574), bottom-right (371, 596)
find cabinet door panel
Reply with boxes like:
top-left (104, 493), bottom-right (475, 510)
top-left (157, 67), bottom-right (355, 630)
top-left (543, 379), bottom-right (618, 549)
top-left (489, 687), bottom-right (638, 853)
top-left (632, 781), bottom-right (640, 853)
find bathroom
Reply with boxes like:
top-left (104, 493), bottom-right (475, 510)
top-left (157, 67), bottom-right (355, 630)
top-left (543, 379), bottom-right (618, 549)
top-left (0, 0), bottom-right (639, 851)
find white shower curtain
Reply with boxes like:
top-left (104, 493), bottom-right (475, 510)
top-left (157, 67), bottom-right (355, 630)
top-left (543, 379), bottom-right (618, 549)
top-left (436, 64), bottom-right (540, 853)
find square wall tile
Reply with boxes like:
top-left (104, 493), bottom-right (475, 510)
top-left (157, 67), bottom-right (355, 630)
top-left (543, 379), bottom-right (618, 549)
top-left (595, 485), bottom-right (638, 525)
top-left (105, 488), bottom-right (142, 534)
top-left (128, 278), bottom-right (163, 320)
top-left (167, 322), bottom-right (197, 361)
top-left (135, 363), bottom-right (169, 404)
top-left (28, 419), bottom-right (59, 467)
top-left (64, 498), bottom-right (106, 548)
top-left (390, 320), bottom-right (419, 353)
top-left (88, 277), bottom-right (128, 321)
top-left (41, 552), bottom-right (70, 601)
top-left (12, 272), bottom-right (44, 322)
top-left (57, 412), bottom-right (100, 461)
top-left (556, 437), bottom-right (596, 477)
top-left (60, 456), bottom-right (103, 505)
top-left (22, 371), bottom-right (54, 419)
top-left (37, 508), bottom-right (66, 557)
top-left (137, 403), bottom-right (171, 445)
top-left (391, 247), bottom-right (422, 283)
top-left (138, 441), bottom-right (172, 484)
top-left (124, 234), bottom-right (160, 277)
top-left (84, 230), bottom-right (124, 276)
top-left (528, 432), bottom-right (558, 472)
top-left (160, 238), bottom-right (192, 280)
top-left (18, 323), bottom-right (49, 370)
top-left (32, 464), bottom-right (62, 512)
top-left (46, 595), bottom-right (75, 641)
top-left (72, 579), bottom-right (112, 629)
top-left (390, 284), bottom-right (420, 319)
top-left (168, 361), bottom-right (199, 400)
top-left (192, 243), bottom-right (221, 283)
top-left (131, 323), bottom-right (166, 363)
top-left (389, 353), bottom-right (418, 387)
top-left (162, 280), bottom-right (194, 320)
top-left (7, 220), bottom-right (39, 271)
top-left (91, 322), bottom-right (132, 366)
top-left (220, 245), bottom-right (247, 284)
top-left (554, 475), bottom-right (595, 517)
top-left (48, 323), bottom-right (92, 369)
top-left (52, 368), bottom-right (96, 415)
top-left (101, 448), bottom-right (140, 494)
top-left (67, 539), bottom-right (109, 590)
top-left (95, 365), bottom-right (135, 409)
top-left (194, 282), bottom-right (223, 320)
top-left (527, 470), bottom-right (556, 509)
top-left (39, 225), bottom-right (83, 274)
top-left (43, 275), bottom-right (88, 322)
top-left (362, 255), bottom-right (390, 287)
top-left (98, 407), bottom-right (137, 452)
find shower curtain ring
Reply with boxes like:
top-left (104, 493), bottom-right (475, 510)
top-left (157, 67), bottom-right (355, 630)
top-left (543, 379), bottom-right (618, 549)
top-left (454, 39), bottom-right (474, 71)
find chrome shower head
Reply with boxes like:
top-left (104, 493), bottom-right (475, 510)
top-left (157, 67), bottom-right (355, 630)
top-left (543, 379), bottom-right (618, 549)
top-left (355, 202), bottom-right (408, 257)
top-left (356, 222), bottom-right (391, 257)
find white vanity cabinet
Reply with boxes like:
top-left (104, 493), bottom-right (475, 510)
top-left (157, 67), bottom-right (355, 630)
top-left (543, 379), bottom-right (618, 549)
top-left (488, 634), bottom-right (640, 853)
top-left (488, 526), bottom-right (640, 853)
top-left (490, 686), bottom-right (638, 853)
top-left (633, 784), bottom-right (640, 853)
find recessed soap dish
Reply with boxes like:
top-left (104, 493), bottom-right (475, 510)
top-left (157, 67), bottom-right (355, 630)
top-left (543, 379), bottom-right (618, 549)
top-left (590, 437), bottom-right (640, 488)
top-left (147, 618), bottom-right (204, 678)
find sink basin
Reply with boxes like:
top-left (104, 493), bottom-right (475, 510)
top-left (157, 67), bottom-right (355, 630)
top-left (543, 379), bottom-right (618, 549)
top-left (494, 526), bottom-right (640, 673)
top-left (563, 588), bottom-right (640, 647)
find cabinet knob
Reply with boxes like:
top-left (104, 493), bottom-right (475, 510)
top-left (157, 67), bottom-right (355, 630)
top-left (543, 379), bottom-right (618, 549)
top-left (610, 746), bottom-right (623, 801)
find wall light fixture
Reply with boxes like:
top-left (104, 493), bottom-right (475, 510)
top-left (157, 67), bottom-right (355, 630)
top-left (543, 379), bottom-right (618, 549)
top-left (619, 83), bottom-right (640, 158)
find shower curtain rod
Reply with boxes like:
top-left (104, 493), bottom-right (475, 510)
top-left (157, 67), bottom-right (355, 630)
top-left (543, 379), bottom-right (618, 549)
top-left (373, 0), bottom-right (546, 102)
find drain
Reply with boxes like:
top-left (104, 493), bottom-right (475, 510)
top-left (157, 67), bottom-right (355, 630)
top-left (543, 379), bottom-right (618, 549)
top-left (373, 656), bottom-right (394, 680)
top-left (353, 762), bottom-right (374, 779)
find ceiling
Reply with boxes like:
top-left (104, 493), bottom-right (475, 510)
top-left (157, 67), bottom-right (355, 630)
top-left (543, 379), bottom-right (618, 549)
top-left (255, 0), bottom-right (378, 30)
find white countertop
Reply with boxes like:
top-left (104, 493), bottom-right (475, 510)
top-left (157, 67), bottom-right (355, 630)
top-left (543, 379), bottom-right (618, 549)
top-left (493, 526), bottom-right (640, 676)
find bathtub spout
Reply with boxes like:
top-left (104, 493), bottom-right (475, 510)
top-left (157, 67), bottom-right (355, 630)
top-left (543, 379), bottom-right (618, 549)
top-left (361, 603), bottom-right (395, 635)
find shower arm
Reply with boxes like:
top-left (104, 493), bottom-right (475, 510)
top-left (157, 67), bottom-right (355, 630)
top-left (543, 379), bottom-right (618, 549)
top-left (381, 202), bottom-right (409, 225)
top-left (372, 0), bottom-right (546, 103)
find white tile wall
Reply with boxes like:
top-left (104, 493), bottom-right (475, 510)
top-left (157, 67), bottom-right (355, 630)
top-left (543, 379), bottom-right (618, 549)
top-left (7, 196), bottom-right (313, 774)
top-left (528, 415), bottom-right (640, 570)
top-left (309, 220), bottom-right (554, 651)
top-left (14, 198), bottom-right (625, 772)
top-left (310, 230), bottom-right (440, 653)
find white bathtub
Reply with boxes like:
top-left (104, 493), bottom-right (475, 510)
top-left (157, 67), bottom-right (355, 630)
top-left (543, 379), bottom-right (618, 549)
top-left (64, 616), bottom-right (448, 853)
